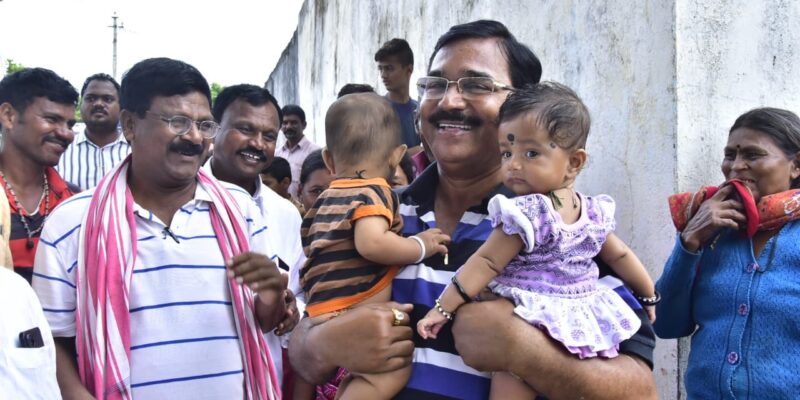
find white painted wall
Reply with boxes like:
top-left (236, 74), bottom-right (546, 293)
top-left (266, 1), bottom-right (800, 398)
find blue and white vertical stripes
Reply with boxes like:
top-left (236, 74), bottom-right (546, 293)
top-left (56, 130), bottom-right (131, 190)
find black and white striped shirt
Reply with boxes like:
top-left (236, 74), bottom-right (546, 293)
top-left (56, 129), bottom-right (131, 190)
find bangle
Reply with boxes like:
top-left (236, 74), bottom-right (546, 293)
top-left (636, 290), bottom-right (661, 306)
top-left (409, 235), bottom-right (426, 264)
top-left (434, 298), bottom-right (454, 321)
top-left (451, 275), bottom-right (472, 303)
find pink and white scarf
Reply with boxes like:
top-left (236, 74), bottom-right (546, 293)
top-left (75, 157), bottom-right (280, 399)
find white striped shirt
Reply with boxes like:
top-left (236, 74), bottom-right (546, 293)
top-left (33, 180), bottom-right (273, 400)
top-left (56, 130), bottom-right (131, 190)
top-left (204, 157), bottom-right (306, 385)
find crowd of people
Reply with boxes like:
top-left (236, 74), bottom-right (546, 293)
top-left (0, 17), bottom-right (797, 400)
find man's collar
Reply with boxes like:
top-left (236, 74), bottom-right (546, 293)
top-left (282, 136), bottom-right (308, 151)
top-left (203, 157), bottom-right (259, 199)
top-left (76, 128), bottom-right (126, 146)
top-left (400, 161), bottom-right (512, 215)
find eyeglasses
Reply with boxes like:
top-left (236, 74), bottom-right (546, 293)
top-left (416, 76), bottom-right (514, 101)
top-left (146, 111), bottom-right (220, 139)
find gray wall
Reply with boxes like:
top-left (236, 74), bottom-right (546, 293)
top-left (266, 1), bottom-right (800, 398)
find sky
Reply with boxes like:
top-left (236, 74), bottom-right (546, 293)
top-left (0, 0), bottom-right (304, 90)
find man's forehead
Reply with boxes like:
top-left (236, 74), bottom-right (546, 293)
top-left (427, 37), bottom-right (510, 81)
top-left (30, 96), bottom-right (76, 113)
top-left (225, 99), bottom-right (280, 126)
top-left (377, 56), bottom-right (404, 66)
top-left (84, 81), bottom-right (118, 97)
top-left (150, 92), bottom-right (211, 116)
top-left (283, 114), bottom-right (302, 122)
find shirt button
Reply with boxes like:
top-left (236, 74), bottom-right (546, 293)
top-left (745, 263), bottom-right (759, 273)
top-left (738, 304), bottom-right (748, 316)
top-left (727, 351), bottom-right (739, 364)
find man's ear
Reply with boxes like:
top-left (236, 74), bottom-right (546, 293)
top-left (0, 103), bottom-right (19, 132)
top-left (302, 121), bottom-right (307, 130)
top-left (120, 110), bottom-right (137, 143)
top-left (322, 147), bottom-right (336, 175)
top-left (566, 149), bottom-right (588, 181)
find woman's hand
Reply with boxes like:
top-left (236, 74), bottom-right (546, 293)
top-left (680, 185), bottom-right (747, 252)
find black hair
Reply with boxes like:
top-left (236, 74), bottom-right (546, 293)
top-left (212, 84), bottom-right (282, 124)
top-left (730, 107), bottom-right (800, 188)
top-left (499, 82), bottom-right (591, 150)
top-left (80, 73), bottom-right (120, 97)
top-left (398, 152), bottom-right (415, 184)
top-left (262, 156), bottom-right (292, 182)
top-left (0, 67), bottom-right (78, 114)
top-left (337, 83), bottom-right (375, 98)
top-left (120, 58), bottom-right (211, 117)
top-left (325, 92), bottom-right (401, 166)
top-left (430, 20), bottom-right (542, 88)
top-left (281, 104), bottom-right (306, 124)
top-left (374, 38), bottom-right (414, 66)
top-left (300, 149), bottom-right (327, 185)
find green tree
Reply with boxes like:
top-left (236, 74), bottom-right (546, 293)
top-left (211, 82), bottom-right (224, 103)
top-left (5, 59), bottom-right (25, 74)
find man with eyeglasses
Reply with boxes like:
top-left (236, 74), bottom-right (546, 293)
top-left (56, 73), bottom-right (130, 190)
top-left (289, 20), bottom-right (657, 399)
top-left (207, 83), bottom-right (305, 392)
top-left (33, 58), bottom-right (285, 400)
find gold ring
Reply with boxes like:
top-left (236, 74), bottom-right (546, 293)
top-left (391, 308), bottom-right (405, 326)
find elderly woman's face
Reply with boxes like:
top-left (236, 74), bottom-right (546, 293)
top-left (722, 127), bottom-right (800, 201)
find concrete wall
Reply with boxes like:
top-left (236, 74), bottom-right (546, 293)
top-left (266, 1), bottom-right (800, 398)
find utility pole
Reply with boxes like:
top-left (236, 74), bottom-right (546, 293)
top-left (109, 12), bottom-right (124, 79)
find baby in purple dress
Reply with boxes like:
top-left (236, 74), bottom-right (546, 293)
top-left (417, 82), bottom-right (657, 399)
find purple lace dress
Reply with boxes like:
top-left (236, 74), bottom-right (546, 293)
top-left (487, 193), bottom-right (640, 358)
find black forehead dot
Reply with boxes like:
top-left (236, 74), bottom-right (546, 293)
top-left (507, 133), bottom-right (515, 143)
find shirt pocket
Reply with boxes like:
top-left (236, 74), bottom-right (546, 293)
top-left (0, 345), bottom-right (52, 369)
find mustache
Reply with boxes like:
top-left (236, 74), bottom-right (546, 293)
top-left (91, 106), bottom-right (107, 114)
top-left (237, 146), bottom-right (268, 161)
top-left (168, 140), bottom-right (204, 156)
top-left (43, 136), bottom-right (70, 149)
top-left (427, 109), bottom-right (483, 127)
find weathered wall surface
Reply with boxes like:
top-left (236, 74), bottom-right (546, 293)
top-left (266, 1), bottom-right (800, 398)
top-left (675, 1), bottom-right (800, 189)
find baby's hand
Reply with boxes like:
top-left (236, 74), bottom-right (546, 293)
top-left (417, 309), bottom-right (449, 339)
top-left (645, 305), bottom-right (656, 323)
top-left (414, 228), bottom-right (451, 257)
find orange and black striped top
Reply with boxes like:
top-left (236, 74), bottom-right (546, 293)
top-left (300, 177), bottom-right (402, 317)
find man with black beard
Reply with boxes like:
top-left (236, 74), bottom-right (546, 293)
top-left (276, 104), bottom-right (320, 199)
top-left (207, 84), bottom-right (305, 391)
top-left (57, 73), bottom-right (130, 190)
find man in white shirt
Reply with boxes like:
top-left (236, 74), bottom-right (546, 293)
top-left (33, 58), bottom-right (286, 400)
top-left (208, 83), bottom-right (305, 387)
top-left (275, 104), bottom-right (320, 198)
top-left (0, 267), bottom-right (62, 399)
top-left (56, 73), bottom-right (130, 190)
